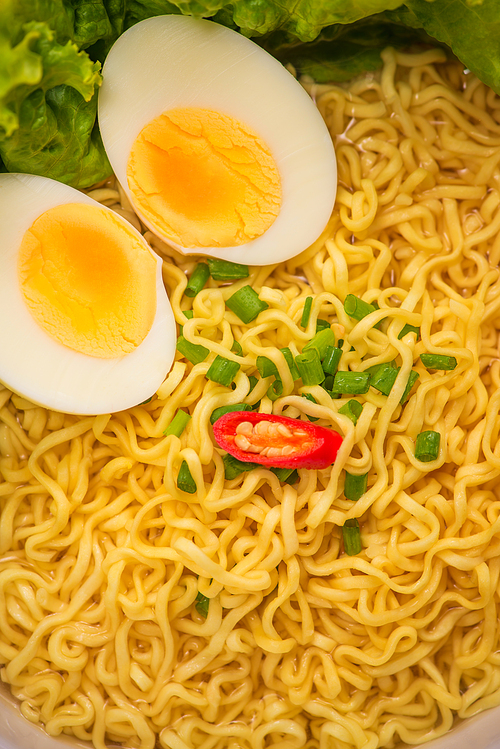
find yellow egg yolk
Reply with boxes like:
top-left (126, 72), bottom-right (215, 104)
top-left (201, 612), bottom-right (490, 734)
top-left (18, 203), bottom-right (158, 359)
top-left (127, 108), bottom-right (282, 248)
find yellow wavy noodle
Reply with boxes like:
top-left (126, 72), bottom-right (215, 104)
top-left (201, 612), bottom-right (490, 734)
top-left (2, 47), bottom-right (500, 749)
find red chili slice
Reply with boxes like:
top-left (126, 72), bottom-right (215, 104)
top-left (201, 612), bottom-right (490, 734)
top-left (213, 411), bottom-right (342, 470)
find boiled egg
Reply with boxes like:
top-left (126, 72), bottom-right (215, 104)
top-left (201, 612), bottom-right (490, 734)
top-left (0, 173), bottom-right (176, 415)
top-left (98, 14), bottom-right (337, 265)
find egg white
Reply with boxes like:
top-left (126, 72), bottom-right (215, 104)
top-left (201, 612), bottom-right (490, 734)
top-left (0, 173), bottom-right (176, 415)
top-left (98, 14), bottom-right (337, 265)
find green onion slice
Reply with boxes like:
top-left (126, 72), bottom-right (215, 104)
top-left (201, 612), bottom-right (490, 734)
top-left (415, 430), bottom-right (440, 462)
top-left (281, 347), bottom-right (300, 380)
top-left (303, 327), bottom-right (335, 360)
top-left (344, 471), bottom-right (368, 501)
top-left (176, 336), bottom-right (209, 365)
top-left (195, 592), bottom-right (209, 618)
top-left (343, 518), bottom-right (362, 556)
top-left (256, 356), bottom-right (279, 379)
top-left (271, 467), bottom-right (298, 484)
top-left (210, 403), bottom-right (251, 425)
top-left (301, 297), bottom-right (313, 327)
top-left (400, 371), bottom-right (419, 404)
top-left (332, 371), bottom-right (371, 395)
top-left (223, 453), bottom-right (258, 480)
top-left (177, 461), bottom-right (197, 493)
top-left (226, 286), bottom-right (269, 324)
top-left (164, 409), bottom-right (191, 437)
top-left (231, 341), bottom-right (243, 356)
top-left (316, 319), bottom-right (331, 332)
top-left (370, 363), bottom-right (398, 396)
top-left (322, 346), bottom-right (342, 376)
top-left (338, 399), bottom-right (363, 424)
top-left (185, 263), bottom-right (210, 297)
top-left (207, 258), bottom-right (249, 281)
top-left (206, 356), bottom-right (241, 387)
top-left (398, 323), bottom-right (419, 340)
top-left (420, 354), bottom-right (458, 371)
top-left (296, 348), bottom-right (325, 386)
top-left (344, 294), bottom-right (382, 329)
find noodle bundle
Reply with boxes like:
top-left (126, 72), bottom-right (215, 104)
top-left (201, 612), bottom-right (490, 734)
top-left (3, 47), bottom-right (500, 749)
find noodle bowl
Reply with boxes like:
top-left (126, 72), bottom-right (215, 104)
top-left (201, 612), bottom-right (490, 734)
top-left (2, 46), bottom-right (500, 749)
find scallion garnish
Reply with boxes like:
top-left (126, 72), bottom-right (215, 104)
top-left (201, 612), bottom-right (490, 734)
top-left (256, 356), bottom-right (279, 379)
top-left (271, 467), bottom-right (298, 484)
top-left (301, 393), bottom-right (319, 421)
top-left (370, 363), bottom-right (398, 396)
top-left (415, 430), bottom-right (440, 462)
top-left (281, 347), bottom-right (300, 380)
top-left (322, 346), bottom-right (342, 376)
top-left (183, 310), bottom-right (194, 319)
top-left (267, 379), bottom-right (283, 401)
top-left (231, 341), bottom-right (243, 356)
top-left (226, 286), bottom-right (269, 323)
top-left (420, 354), bottom-right (458, 371)
top-left (344, 471), bottom-right (368, 501)
top-left (210, 403), bottom-right (251, 425)
top-left (400, 371), bottom-right (419, 404)
top-left (164, 409), bottom-right (191, 437)
top-left (248, 375), bottom-right (258, 394)
top-left (177, 461), bottom-right (197, 493)
top-left (343, 518), bottom-right (362, 556)
top-left (303, 327), bottom-right (335, 360)
top-left (332, 371), bottom-right (371, 395)
top-left (301, 297), bottom-right (313, 327)
top-left (185, 263), bottom-right (210, 297)
top-left (398, 323), bottom-right (419, 340)
top-left (206, 356), bottom-right (240, 387)
top-left (295, 348), bottom-right (325, 386)
top-left (176, 336), bottom-right (209, 365)
top-left (195, 592), bottom-right (209, 618)
top-left (338, 399), bottom-right (363, 424)
top-left (316, 319), bottom-right (330, 332)
top-left (223, 453), bottom-right (258, 480)
top-left (206, 258), bottom-right (249, 281)
top-left (344, 294), bottom-right (382, 328)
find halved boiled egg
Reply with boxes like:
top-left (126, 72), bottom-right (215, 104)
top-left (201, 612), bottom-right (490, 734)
top-left (98, 15), bottom-right (337, 265)
top-left (0, 173), bottom-right (176, 415)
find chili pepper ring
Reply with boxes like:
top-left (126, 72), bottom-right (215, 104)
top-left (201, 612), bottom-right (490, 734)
top-left (213, 411), bottom-right (343, 469)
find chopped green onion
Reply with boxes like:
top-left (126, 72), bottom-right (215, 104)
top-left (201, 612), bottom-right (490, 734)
top-left (398, 323), bottom-right (419, 340)
top-left (344, 294), bottom-right (377, 321)
top-left (301, 297), bottom-right (313, 327)
top-left (295, 349), bottom-right (325, 386)
top-left (400, 371), bottom-right (419, 404)
top-left (139, 396), bottom-right (152, 405)
top-left (248, 375), bottom-right (259, 394)
top-left (177, 461), bottom-right (197, 494)
top-left (176, 336), bottom-right (209, 365)
top-left (332, 371), bottom-right (371, 395)
top-left (415, 430), bottom-right (440, 462)
top-left (338, 399), bottom-right (363, 424)
top-left (185, 263), bottom-right (210, 297)
top-left (323, 374), bottom-right (335, 392)
top-left (183, 310), bottom-right (194, 319)
top-left (256, 356), bottom-right (279, 379)
top-left (206, 356), bottom-right (240, 387)
top-left (301, 393), bottom-right (319, 421)
top-left (344, 472), bottom-right (368, 501)
top-left (195, 592), bottom-right (209, 618)
top-left (337, 339), bottom-right (344, 348)
top-left (231, 341), bottom-right (243, 356)
top-left (164, 409), bottom-right (191, 437)
top-left (223, 453), bottom-right (258, 480)
top-left (344, 294), bottom-right (382, 328)
top-left (281, 347), bottom-right (300, 380)
top-left (420, 354), bottom-right (458, 371)
top-left (267, 379), bottom-right (283, 401)
top-left (207, 258), bottom-right (249, 281)
top-left (370, 363), bottom-right (398, 396)
top-left (226, 286), bottom-right (268, 324)
top-left (303, 327), bottom-right (335, 360)
top-left (271, 467), bottom-right (298, 484)
top-left (210, 403), bottom-right (251, 425)
top-left (322, 346), bottom-right (342, 376)
top-left (343, 518), bottom-right (362, 556)
top-left (316, 319), bottom-right (330, 332)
